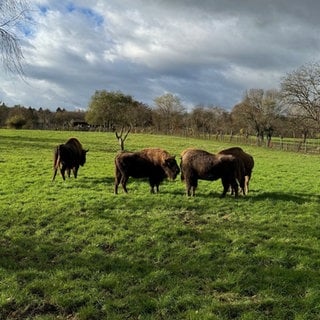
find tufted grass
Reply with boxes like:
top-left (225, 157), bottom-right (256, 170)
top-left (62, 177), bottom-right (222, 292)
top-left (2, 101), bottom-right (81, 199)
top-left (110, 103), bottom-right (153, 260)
top-left (0, 129), bottom-right (320, 319)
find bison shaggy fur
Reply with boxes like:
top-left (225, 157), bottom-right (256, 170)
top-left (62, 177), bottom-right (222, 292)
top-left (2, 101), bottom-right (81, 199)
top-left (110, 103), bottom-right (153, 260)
top-left (180, 148), bottom-right (244, 197)
top-left (218, 147), bottom-right (254, 195)
top-left (52, 137), bottom-right (88, 181)
top-left (114, 148), bottom-right (180, 194)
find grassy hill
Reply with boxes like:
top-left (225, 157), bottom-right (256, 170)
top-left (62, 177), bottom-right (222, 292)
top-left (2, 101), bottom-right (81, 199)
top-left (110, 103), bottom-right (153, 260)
top-left (0, 129), bottom-right (319, 319)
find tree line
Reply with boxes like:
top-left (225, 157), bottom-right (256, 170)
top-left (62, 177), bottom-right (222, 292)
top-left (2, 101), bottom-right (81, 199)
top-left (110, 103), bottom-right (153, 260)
top-left (1, 62), bottom-right (320, 145)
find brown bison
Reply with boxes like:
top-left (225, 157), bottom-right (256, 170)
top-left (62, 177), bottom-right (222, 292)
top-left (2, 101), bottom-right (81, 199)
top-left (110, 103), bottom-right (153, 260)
top-left (52, 138), bottom-right (88, 181)
top-left (114, 148), bottom-right (180, 194)
top-left (218, 147), bottom-right (254, 195)
top-left (180, 148), bottom-right (244, 197)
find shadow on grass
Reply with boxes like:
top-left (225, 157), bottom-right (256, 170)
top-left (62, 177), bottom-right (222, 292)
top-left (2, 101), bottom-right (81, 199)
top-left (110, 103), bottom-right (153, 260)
top-left (79, 176), bottom-right (115, 187)
top-left (51, 176), bottom-right (115, 188)
top-left (248, 190), bottom-right (320, 204)
top-left (51, 174), bottom-right (320, 208)
top-left (1, 135), bottom-right (63, 148)
top-left (179, 188), bottom-right (320, 204)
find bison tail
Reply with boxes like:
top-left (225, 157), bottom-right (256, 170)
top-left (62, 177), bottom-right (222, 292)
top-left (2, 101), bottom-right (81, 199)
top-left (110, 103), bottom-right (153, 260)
top-left (52, 146), bottom-right (60, 181)
top-left (235, 158), bottom-right (245, 190)
top-left (180, 159), bottom-right (184, 181)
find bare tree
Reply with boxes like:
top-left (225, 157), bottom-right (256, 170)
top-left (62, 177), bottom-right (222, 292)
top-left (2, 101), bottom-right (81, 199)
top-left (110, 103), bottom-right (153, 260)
top-left (153, 93), bottom-right (185, 134)
top-left (0, 0), bottom-right (29, 75)
top-left (190, 105), bottom-right (231, 138)
top-left (115, 126), bottom-right (131, 151)
top-left (281, 62), bottom-right (320, 130)
top-left (231, 89), bottom-right (283, 146)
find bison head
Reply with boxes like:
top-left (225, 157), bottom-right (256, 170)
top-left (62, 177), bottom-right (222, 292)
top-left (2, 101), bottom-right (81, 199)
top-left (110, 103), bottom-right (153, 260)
top-left (80, 149), bottom-right (89, 166)
top-left (162, 156), bottom-right (180, 180)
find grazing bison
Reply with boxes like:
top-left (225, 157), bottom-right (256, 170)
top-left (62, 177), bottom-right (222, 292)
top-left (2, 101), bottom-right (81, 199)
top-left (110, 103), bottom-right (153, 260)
top-left (52, 138), bottom-right (88, 181)
top-left (180, 148), bottom-right (244, 197)
top-left (218, 147), bottom-right (254, 195)
top-left (114, 148), bottom-right (180, 194)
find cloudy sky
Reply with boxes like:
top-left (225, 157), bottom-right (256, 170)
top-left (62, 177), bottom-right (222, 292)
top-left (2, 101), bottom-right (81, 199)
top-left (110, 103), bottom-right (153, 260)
top-left (1, 0), bottom-right (320, 111)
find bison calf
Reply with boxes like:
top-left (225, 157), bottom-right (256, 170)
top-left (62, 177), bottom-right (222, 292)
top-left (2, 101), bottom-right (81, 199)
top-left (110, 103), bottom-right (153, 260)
top-left (52, 137), bottom-right (88, 181)
top-left (114, 148), bottom-right (180, 194)
top-left (180, 148), bottom-right (243, 197)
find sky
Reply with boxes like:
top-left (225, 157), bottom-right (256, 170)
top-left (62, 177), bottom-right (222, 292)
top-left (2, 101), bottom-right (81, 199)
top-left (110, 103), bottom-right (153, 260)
top-left (1, 0), bottom-right (320, 111)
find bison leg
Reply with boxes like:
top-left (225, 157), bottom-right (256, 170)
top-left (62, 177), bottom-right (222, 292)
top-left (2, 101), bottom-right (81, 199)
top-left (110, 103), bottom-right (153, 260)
top-left (151, 183), bottom-right (160, 194)
top-left (239, 176), bottom-right (246, 195)
top-left (185, 181), bottom-right (191, 196)
top-left (114, 167), bottom-right (122, 194)
top-left (114, 177), bottom-right (120, 195)
top-left (60, 165), bottom-right (67, 180)
top-left (221, 179), bottom-right (230, 198)
top-left (150, 185), bottom-right (155, 194)
top-left (120, 176), bottom-right (129, 193)
top-left (114, 167), bottom-right (128, 193)
top-left (52, 168), bottom-right (58, 181)
top-left (73, 166), bottom-right (79, 178)
top-left (149, 178), bottom-right (155, 193)
top-left (186, 178), bottom-right (197, 196)
top-left (231, 182), bottom-right (239, 198)
top-left (221, 176), bottom-right (238, 198)
top-left (149, 177), bottom-right (161, 194)
top-left (230, 181), bottom-right (241, 196)
top-left (114, 181), bottom-right (119, 194)
top-left (221, 188), bottom-right (227, 198)
top-left (244, 175), bottom-right (250, 195)
top-left (52, 147), bottom-right (60, 182)
top-left (186, 184), bottom-right (195, 196)
top-left (190, 186), bottom-right (196, 196)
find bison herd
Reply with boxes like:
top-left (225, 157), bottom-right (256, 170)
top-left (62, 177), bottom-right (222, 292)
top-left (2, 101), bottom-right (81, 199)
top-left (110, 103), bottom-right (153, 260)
top-left (52, 138), bottom-right (254, 198)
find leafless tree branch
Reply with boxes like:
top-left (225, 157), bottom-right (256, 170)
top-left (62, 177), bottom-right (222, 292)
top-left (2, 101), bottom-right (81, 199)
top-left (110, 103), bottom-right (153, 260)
top-left (0, 0), bottom-right (29, 75)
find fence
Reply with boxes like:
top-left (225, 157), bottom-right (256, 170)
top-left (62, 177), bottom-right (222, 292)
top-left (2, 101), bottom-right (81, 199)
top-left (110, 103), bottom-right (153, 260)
top-left (184, 132), bottom-right (320, 154)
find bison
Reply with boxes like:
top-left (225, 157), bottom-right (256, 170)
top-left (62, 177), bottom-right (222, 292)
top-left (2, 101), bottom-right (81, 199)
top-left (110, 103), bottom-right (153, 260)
top-left (180, 148), bottom-right (244, 197)
top-left (114, 148), bottom-right (180, 194)
top-left (218, 147), bottom-right (254, 195)
top-left (52, 137), bottom-right (88, 181)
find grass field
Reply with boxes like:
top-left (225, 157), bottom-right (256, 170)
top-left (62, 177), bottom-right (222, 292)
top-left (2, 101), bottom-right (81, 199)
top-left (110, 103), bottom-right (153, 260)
top-left (0, 129), bottom-right (320, 320)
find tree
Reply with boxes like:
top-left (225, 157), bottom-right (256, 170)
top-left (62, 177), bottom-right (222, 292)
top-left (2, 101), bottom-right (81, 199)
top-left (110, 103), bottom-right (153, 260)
top-left (86, 90), bottom-right (130, 129)
top-left (121, 101), bottom-right (153, 129)
top-left (281, 62), bottom-right (320, 131)
top-left (115, 126), bottom-right (131, 151)
top-left (0, 0), bottom-right (29, 75)
top-left (231, 89), bottom-right (283, 146)
top-left (153, 93), bottom-right (185, 133)
top-left (6, 114), bottom-right (26, 128)
top-left (38, 108), bottom-right (53, 129)
top-left (0, 102), bottom-right (10, 127)
top-left (189, 105), bottom-right (231, 137)
top-left (190, 106), bottom-right (212, 135)
top-left (86, 90), bottom-right (150, 130)
top-left (5, 104), bottom-right (39, 129)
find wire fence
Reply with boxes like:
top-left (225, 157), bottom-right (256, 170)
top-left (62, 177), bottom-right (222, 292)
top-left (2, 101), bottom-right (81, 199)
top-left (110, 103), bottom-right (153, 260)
top-left (202, 134), bottom-right (320, 154)
top-left (268, 138), bottom-right (320, 154)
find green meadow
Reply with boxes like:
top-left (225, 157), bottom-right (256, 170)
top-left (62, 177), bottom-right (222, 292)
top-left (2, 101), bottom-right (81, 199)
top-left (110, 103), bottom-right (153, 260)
top-left (0, 129), bottom-right (320, 320)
